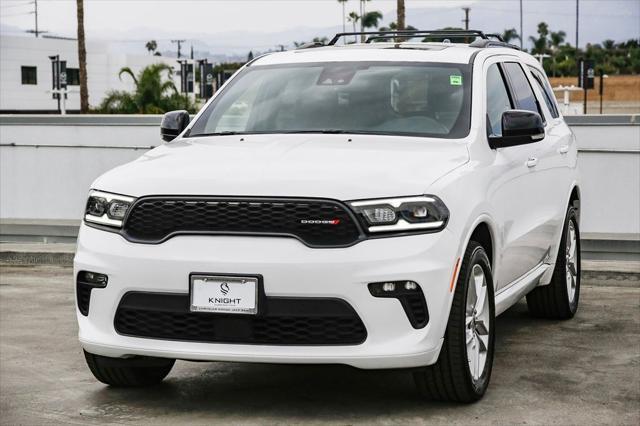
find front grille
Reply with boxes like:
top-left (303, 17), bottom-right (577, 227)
top-left (122, 197), bottom-right (363, 247)
top-left (114, 292), bottom-right (367, 345)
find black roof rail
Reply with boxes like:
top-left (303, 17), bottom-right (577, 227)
top-left (296, 41), bottom-right (325, 49)
top-left (468, 39), bottom-right (521, 50)
top-left (484, 33), bottom-right (505, 42)
top-left (328, 29), bottom-right (491, 45)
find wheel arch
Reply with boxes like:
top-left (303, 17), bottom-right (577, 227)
top-left (569, 184), bottom-right (581, 222)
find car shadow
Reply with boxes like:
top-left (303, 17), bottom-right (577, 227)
top-left (83, 299), bottom-right (556, 422)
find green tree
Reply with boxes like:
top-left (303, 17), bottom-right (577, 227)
top-left (97, 63), bottom-right (195, 114)
top-left (347, 11), bottom-right (360, 42)
top-left (361, 11), bottom-right (383, 30)
top-left (501, 28), bottom-right (520, 44)
top-left (145, 40), bottom-right (158, 55)
top-left (529, 22), bottom-right (550, 54)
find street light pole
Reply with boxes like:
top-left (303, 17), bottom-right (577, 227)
top-left (519, 0), bottom-right (523, 49)
top-left (575, 0), bottom-right (579, 49)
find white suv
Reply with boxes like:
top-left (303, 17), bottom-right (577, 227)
top-left (75, 30), bottom-right (581, 402)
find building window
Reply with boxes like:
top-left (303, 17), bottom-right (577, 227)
top-left (21, 66), bottom-right (37, 85)
top-left (66, 68), bottom-right (80, 86)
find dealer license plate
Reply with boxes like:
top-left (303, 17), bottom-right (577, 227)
top-left (190, 275), bottom-right (258, 314)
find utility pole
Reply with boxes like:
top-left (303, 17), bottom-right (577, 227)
top-left (34, 0), bottom-right (39, 37)
top-left (575, 0), bottom-right (579, 49)
top-left (462, 7), bottom-right (470, 30)
top-left (171, 39), bottom-right (185, 58)
top-left (519, 0), bottom-right (523, 49)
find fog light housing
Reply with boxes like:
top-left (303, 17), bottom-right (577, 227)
top-left (76, 271), bottom-right (108, 316)
top-left (368, 280), bottom-right (428, 329)
top-left (382, 282), bottom-right (396, 292)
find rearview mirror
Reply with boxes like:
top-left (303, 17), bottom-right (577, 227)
top-left (489, 110), bottom-right (545, 149)
top-left (160, 110), bottom-right (190, 142)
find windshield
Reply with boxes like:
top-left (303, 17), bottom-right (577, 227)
top-left (188, 61), bottom-right (471, 139)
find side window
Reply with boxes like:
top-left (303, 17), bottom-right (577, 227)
top-left (486, 63), bottom-right (513, 136)
top-left (528, 66), bottom-right (560, 118)
top-left (502, 62), bottom-right (542, 117)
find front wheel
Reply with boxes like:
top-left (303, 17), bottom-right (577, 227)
top-left (413, 241), bottom-right (495, 403)
top-left (84, 350), bottom-right (175, 387)
top-left (526, 205), bottom-right (580, 319)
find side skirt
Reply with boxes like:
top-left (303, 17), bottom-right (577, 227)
top-left (495, 263), bottom-right (550, 316)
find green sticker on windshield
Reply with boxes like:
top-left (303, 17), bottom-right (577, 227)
top-left (450, 75), bottom-right (463, 86)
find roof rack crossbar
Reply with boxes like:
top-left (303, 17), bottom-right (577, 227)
top-left (328, 30), bottom-right (496, 46)
top-left (328, 29), bottom-right (490, 45)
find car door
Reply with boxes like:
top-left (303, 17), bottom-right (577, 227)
top-left (526, 65), bottom-right (576, 251)
top-left (484, 60), bottom-right (545, 290)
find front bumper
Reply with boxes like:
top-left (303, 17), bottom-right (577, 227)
top-left (74, 224), bottom-right (458, 369)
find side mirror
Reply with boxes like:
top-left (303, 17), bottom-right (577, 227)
top-left (489, 110), bottom-right (545, 149)
top-left (160, 110), bottom-right (190, 142)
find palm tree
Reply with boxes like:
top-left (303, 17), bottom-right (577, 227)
top-left (76, 0), bottom-right (89, 113)
top-left (549, 30), bottom-right (566, 76)
top-left (348, 11), bottom-right (360, 42)
top-left (337, 0), bottom-right (348, 34)
top-left (501, 28), bottom-right (520, 44)
top-left (529, 22), bottom-right (550, 54)
top-left (397, 0), bottom-right (405, 31)
top-left (361, 11), bottom-right (383, 30)
top-left (145, 40), bottom-right (158, 55)
top-left (98, 63), bottom-right (194, 114)
top-left (359, 0), bottom-right (372, 41)
top-left (549, 30), bottom-right (566, 50)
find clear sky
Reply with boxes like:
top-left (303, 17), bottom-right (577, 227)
top-left (1, 0), bottom-right (638, 54)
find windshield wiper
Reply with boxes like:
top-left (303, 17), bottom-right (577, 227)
top-left (190, 129), bottom-right (363, 137)
top-left (280, 129), bottom-right (353, 134)
top-left (190, 131), bottom-right (244, 137)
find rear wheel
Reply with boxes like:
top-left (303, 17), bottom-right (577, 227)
top-left (84, 350), bottom-right (175, 387)
top-left (413, 241), bottom-right (495, 403)
top-left (526, 206), bottom-right (580, 319)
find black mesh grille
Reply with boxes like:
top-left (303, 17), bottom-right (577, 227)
top-left (114, 292), bottom-right (367, 345)
top-left (77, 282), bottom-right (93, 316)
top-left (122, 197), bottom-right (363, 247)
top-left (404, 294), bottom-right (429, 328)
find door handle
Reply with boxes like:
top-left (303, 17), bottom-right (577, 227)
top-left (559, 145), bottom-right (569, 154)
top-left (526, 157), bottom-right (538, 168)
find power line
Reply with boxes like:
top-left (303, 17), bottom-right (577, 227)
top-left (0, 10), bottom-right (33, 17)
top-left (0, 2), bottom-right (31, 10)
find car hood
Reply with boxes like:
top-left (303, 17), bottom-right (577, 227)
top-left (93, 134), bottom-right (469, 201)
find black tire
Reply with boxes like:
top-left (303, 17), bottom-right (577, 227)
top-left (84, 350), bottom-right (175, 387)
top-left (526, 206), bottom-right (580, 319)
top-left (413, 241), bottom-right (495, 403)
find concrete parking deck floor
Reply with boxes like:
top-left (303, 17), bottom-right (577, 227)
top-left (0, 265), bottom-right (638, 425)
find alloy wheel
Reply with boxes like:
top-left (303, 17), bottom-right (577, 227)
top-left (465, 264), bottom-right (490, 383)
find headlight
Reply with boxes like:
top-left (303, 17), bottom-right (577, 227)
top-left (348, 195), bottom-right (449, 234)
top-left (84, 190), bottom-right (135, 228)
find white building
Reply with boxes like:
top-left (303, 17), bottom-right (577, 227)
top-left (0, 35), bottom-right (178, 113)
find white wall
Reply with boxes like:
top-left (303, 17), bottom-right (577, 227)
top-left (0, 36), bottom-right (177, 111)
top-left (0, 115), bottom-right (639, 239)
